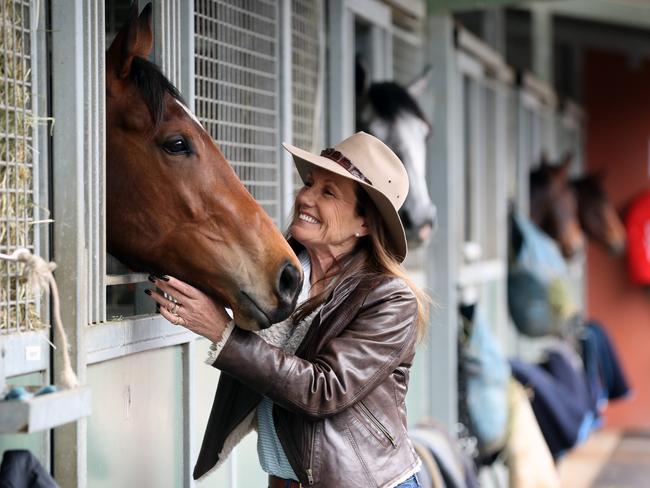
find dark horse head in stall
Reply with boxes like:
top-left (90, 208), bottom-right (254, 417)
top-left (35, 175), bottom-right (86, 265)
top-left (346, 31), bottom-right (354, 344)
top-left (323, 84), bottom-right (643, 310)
top-left (529, 153), bottom-right (585, 258)
top-left (572, 173), bottom-right (626, 255)
top-left (356, 58), bottom-right (437, 249)
top-left (105, 4), bottom-right (302, 330)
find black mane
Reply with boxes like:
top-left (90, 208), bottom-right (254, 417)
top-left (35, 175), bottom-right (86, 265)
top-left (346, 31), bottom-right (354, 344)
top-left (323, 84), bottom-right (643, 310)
top-left (530, 166), bottom-right (552, 193)
top-left (366, 82), bottom-right (427, 124)
top-left (130, 56), bottom-right (185, 127)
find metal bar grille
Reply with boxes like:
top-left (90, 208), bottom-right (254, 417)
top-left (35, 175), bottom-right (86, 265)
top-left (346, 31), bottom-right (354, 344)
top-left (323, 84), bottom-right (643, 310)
top-left (85, 0), bottom-right (106, 325)
top-left (0, 0), bottom-right (40, 333)
top-left (291, 0), bottom-right (324, 193)
top-left (194, 0), bottom-right (281, 220)
top-left (155, 0), bottom-right (184, 91)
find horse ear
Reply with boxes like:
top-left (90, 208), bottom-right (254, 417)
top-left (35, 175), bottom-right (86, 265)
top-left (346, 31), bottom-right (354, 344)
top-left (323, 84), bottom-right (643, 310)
top-left (560, 151), bottom-right (574, 169)
top-left (406, 66), bottom-right (432, 99)
top-left (539, 151), bottom-right (551, 168)
top-left (556, 151), bottom-right (574, 178)
top-left (106, 2), bottom-right (154, 80)
top-left (355, 55), bottom-right (370, 99)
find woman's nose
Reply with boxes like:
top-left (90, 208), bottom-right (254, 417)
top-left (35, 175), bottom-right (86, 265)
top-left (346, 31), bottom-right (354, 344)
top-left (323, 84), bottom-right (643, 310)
top-left (297, 186), bottom-right (315, 206)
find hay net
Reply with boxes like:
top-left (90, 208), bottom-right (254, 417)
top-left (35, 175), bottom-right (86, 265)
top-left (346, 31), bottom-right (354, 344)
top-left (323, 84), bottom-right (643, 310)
top-left (1, 0), bottom-right (46, 334)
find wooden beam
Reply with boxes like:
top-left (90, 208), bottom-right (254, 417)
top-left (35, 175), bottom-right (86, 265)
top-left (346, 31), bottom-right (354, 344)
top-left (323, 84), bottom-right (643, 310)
top-left (428, 0), bottom-right (533, 14)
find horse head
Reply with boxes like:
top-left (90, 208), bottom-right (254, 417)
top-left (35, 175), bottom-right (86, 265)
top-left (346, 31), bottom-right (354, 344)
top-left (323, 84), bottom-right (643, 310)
top-left (529, 153), bottom-right (585, 258)
top-left (572, 173), bottom-right (626, 255)
top-left (356, 59), bottom-right (437, 249)
top-left (105, 4), bottom-right (302, 330)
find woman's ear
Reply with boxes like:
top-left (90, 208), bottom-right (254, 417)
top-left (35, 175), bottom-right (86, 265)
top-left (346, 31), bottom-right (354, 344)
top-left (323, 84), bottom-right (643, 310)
top-left (357, 221), bottom-right (370, 237)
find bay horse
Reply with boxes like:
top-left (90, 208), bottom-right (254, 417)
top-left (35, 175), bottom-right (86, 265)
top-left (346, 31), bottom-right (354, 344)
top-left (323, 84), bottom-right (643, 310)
top-left (105, 4), bottom-right (302, 330)
top-left (572, 174), bottom-right (626, 255)
top-left (529, 154), bottom-right (585, 258)
top-left (356, 59), bottom-right (437, 248)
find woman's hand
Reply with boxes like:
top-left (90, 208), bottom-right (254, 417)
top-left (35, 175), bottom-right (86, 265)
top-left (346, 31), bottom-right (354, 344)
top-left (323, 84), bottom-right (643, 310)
top-left (145, 275), bottom-right (231, 343)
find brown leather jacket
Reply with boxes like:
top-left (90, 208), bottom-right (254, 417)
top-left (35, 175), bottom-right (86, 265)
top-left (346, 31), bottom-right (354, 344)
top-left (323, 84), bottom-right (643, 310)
top-left (194, 270), bottom-right (420, 487)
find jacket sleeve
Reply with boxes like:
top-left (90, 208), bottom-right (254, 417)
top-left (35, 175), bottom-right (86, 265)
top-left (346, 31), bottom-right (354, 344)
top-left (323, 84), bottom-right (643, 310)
top-left (211, 278), bottom-right (418, 418)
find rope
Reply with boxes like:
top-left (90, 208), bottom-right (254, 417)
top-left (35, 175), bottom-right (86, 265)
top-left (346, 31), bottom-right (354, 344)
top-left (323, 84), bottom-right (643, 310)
top-left (0, 248), bottom-right (79, 389)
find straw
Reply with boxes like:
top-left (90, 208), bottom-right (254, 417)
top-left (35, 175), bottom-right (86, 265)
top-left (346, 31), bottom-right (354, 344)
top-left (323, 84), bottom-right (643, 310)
top-left (1, 0), bottom-right (48, 333)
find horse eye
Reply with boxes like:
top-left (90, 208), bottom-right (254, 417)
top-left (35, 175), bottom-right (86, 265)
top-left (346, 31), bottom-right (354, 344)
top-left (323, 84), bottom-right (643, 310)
top-left (162, 136), bottom-right (191, 155)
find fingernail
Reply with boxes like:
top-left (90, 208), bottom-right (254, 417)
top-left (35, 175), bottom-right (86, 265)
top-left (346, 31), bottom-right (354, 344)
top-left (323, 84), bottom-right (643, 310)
top-left (148, 275), bottom-right (156, 283)
top-left (156, 274), bottom-right (170, 282)
top-left (144, 289), bottom-right (152, 296)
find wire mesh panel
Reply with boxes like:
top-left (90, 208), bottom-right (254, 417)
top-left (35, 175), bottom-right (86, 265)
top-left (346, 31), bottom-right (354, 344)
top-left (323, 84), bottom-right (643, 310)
top-left (0, 0), bottom-right (42, 333)
top-left (291, 0), bottom-right (324, 192)
top-left (194, 0), bottom-right (281, 221)
top-left (393, 25), bottom-right (425, 86)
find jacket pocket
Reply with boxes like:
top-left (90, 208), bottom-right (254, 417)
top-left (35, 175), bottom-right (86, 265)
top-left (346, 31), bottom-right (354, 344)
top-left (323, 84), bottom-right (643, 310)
top-left (354, 401), bottom-right (397, 448)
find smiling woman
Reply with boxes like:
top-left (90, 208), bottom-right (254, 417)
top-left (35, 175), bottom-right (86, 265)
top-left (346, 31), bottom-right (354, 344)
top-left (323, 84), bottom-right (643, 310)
top-left (146, 131), bottom-right (430, 488)
top-left (289, 167), bottom-right (368, 278)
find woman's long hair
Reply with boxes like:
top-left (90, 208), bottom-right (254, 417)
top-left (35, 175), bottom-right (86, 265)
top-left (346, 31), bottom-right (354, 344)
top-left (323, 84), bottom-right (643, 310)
top-left (288, 185), bottom-right (430, 342)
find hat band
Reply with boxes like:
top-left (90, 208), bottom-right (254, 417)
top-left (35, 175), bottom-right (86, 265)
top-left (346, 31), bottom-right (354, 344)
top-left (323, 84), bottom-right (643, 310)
top-left (320, 148), bottom-right (373, 186)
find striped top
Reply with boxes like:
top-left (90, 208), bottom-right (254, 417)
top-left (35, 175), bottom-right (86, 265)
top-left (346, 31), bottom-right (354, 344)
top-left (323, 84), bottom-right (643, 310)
top-left (257, 252), bottom-right (319, 481)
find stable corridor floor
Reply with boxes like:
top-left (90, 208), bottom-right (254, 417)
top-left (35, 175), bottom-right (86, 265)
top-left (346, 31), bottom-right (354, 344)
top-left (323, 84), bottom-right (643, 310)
top-left (558, 429), bottom-right (650, 487)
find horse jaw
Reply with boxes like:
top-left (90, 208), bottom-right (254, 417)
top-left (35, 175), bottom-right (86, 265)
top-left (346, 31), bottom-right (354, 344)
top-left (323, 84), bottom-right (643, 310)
top-left (368, 115), bottom-right (436, 247)
top-left (600, 204), bottom-right (627, 256)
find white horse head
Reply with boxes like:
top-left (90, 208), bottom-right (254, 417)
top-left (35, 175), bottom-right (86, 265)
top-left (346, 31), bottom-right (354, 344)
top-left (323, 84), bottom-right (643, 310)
top-left (356, 61), bottom-right (437, 248)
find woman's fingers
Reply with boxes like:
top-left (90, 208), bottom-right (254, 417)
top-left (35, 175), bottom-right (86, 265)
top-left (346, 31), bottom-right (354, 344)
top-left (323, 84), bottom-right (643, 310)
top-left (158, 306), bottom-right (185, 328)
top-left (148, 289), bottom-right (191, 329)
top-left (144, 285), bottom-right (229, 342)
top-left (149, 275), bottom-right (195, 302)
top-left (146, 289), bottom-right (177, 311)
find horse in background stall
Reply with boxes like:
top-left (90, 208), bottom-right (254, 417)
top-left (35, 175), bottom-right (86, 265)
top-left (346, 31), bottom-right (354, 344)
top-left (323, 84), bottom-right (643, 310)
top-left (105, 3), bottom-right (302, 330)
top-left (529, 154), bottom-right (585, 258)
top-left (529, 153), bottom-right (626, 258)
top-left (572, 174), bottom-right (626, 255)
top-left (355, 58), bottom-right (437, 249)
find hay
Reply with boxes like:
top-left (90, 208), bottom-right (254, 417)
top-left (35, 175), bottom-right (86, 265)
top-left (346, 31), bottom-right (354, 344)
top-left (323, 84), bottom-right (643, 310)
top-left (1, 0), bottom-right (46, 333)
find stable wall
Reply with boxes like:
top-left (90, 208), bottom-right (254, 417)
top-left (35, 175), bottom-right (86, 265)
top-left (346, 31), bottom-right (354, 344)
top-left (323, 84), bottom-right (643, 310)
top-left (584, 49), bottom-right (650, 429)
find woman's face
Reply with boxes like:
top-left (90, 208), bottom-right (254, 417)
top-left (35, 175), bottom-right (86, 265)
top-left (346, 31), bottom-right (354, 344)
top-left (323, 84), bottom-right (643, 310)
top-left (290, 167), bottom-right (368, 256)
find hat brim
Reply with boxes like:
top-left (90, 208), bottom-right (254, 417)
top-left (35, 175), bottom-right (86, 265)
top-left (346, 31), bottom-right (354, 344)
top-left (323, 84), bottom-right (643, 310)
top-left (283, 142), bottom-right (408, 262)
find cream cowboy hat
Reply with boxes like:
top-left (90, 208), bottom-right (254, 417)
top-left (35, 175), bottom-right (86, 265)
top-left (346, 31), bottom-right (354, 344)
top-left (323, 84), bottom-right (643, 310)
top-left (283, 131), bottom-right (409, 262)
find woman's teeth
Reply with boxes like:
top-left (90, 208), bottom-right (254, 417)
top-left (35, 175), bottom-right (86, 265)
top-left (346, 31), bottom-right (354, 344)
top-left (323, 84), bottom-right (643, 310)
top-left (299, 213), bottom-right (319, 224)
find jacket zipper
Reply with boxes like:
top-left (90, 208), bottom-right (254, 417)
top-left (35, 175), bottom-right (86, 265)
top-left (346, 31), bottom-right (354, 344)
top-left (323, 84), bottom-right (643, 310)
top-left (306, 422), bottom-right (316, 485)
top-left (358, 401), bottom-right (397, 448)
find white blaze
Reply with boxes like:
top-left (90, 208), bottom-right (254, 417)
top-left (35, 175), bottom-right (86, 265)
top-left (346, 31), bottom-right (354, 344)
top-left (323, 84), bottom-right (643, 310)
top-left (176, 99), bottom-right (204, 129)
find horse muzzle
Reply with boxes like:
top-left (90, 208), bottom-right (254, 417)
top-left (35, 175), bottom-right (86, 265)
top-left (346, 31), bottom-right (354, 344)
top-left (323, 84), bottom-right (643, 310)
top-left (401, 204), bottom-right (437, 248)
top-left (236, 260), bottom-right (302, 330)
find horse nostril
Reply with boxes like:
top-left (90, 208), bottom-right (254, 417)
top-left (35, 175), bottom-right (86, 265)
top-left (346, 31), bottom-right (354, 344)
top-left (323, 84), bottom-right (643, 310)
top-left (278, 260), bottom-right (302, 304)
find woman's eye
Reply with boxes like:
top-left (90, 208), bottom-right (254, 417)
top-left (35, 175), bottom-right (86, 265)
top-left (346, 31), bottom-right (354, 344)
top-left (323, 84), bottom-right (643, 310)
top-left (162, 137), bottom-right (191, 155)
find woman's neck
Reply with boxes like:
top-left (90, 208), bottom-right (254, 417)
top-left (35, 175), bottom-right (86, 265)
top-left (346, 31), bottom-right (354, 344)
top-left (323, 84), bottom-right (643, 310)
top-left (306, 249), bottom-right (339, 295)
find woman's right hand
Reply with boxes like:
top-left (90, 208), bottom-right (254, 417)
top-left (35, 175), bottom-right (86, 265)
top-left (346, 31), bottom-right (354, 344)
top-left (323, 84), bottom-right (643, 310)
top-left (146, 275), bottom-right (231, 343)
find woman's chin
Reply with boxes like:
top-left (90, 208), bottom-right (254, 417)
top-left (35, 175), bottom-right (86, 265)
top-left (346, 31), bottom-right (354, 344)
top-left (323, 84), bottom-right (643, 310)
top-left (289, 226), bottom-right (311, 244)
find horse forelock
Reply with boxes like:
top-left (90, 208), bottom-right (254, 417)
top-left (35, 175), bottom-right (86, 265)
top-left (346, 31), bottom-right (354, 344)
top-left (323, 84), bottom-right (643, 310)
top-left (129, 56), bottom-right (185, 129)
top-left (366, 82), bottom-right (428, 129)
top-left (573, 176), bottom-right (606, 205)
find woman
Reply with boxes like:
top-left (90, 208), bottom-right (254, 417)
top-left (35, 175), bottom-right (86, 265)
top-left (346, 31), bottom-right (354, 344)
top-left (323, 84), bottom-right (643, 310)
top-left (146, 132), bottom-right (429, 488)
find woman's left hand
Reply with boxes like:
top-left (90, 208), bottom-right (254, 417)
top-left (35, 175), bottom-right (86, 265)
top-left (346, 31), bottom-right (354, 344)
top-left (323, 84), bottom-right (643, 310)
top-left (146, 276), bottom-right (231, 343)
